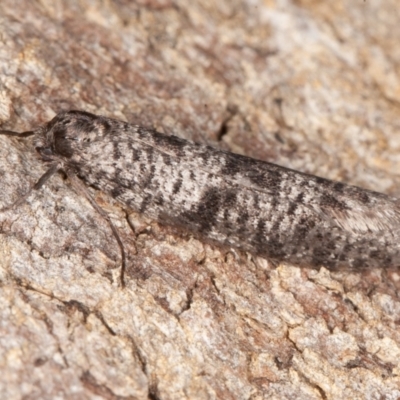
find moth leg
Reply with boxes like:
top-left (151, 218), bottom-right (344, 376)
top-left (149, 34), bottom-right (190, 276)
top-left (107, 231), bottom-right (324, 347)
top-left (65, 171), bottom-right (127, 288)
top-left (0, 162), bottom-right (61, 212)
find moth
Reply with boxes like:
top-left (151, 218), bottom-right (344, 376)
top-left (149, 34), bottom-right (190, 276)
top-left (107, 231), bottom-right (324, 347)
top-left (1, 110), bottom-right (400, 286)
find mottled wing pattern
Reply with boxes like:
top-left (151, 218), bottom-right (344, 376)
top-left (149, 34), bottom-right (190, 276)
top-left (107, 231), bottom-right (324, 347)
top-left (31, 111), bottom-right (400, 271)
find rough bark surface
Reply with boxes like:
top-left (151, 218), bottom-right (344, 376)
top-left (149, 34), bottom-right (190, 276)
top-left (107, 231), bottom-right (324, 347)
top-left (1, 1), bottom-right (400, 399)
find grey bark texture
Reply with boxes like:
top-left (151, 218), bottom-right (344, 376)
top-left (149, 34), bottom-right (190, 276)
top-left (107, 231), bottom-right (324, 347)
top-left (1, 1), bottom-right (400, 399)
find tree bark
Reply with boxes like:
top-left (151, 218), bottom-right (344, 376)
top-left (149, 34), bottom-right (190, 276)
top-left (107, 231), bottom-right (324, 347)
top-left (1, 1), bottom-right (400, 399)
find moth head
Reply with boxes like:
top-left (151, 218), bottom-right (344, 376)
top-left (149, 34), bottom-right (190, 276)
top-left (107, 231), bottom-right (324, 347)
top-left (34, 110), bottom-right (106, 161)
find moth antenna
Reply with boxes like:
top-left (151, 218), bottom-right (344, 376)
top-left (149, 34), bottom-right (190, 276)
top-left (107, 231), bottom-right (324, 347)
top-left (0, 130), bottom-right (35, 138)
top-left (65, 171), bottom-right (127, 288)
